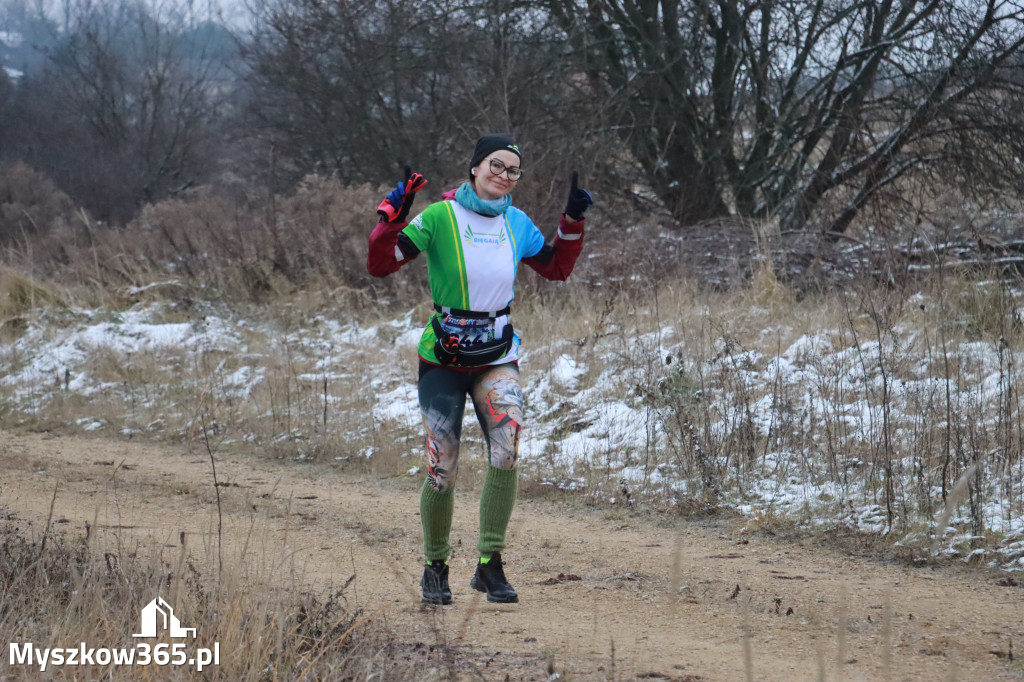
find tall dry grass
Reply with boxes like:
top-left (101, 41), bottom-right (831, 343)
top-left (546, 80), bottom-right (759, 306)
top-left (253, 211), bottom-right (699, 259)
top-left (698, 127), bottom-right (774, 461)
top-left (1, 166), bottom-right (428, 310)
top-left (0, 503), bottom-right (422, 680)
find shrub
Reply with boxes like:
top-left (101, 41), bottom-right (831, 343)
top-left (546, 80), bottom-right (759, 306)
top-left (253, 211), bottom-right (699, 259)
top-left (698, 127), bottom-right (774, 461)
top-left (0, 162), bottom-right (77, 245)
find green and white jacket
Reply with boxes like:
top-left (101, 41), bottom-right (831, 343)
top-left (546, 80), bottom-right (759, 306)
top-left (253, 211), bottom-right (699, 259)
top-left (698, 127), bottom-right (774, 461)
top-left (367, 187), bottom-right (586, 366)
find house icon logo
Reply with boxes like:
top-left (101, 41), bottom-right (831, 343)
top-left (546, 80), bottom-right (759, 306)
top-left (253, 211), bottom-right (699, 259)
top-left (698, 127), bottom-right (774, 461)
top-left (133, 597), bottom-right (197, 638)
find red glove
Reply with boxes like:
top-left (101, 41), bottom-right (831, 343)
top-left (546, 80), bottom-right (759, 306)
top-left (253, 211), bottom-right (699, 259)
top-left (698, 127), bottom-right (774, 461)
top-left (377, 165), bottom-right (428, 223)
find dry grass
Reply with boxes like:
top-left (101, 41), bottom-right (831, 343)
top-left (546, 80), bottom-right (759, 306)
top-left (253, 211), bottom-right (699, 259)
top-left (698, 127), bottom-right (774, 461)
top-left (1, 171), bottom-right (428, 311)
top-left (0, 268), bottom-right (70, 333)
top-left (514, 252), bottom-right (1024, 560)
top-left (0, 504), bottom-right (422, 680)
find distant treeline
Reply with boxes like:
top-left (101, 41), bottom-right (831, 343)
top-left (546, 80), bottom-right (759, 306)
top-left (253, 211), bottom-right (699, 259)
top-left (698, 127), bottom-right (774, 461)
top-left (1, 0), bottom-right (1023, 238)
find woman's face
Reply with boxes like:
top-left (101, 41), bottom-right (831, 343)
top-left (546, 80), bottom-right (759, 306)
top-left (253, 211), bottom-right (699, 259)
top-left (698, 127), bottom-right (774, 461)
top-left (471, 149), bottom-right (522, 201)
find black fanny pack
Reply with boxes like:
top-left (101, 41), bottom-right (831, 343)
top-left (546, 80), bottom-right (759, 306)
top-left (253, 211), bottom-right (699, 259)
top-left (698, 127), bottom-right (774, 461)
top-left (431, 304), bottom-right (513, 367)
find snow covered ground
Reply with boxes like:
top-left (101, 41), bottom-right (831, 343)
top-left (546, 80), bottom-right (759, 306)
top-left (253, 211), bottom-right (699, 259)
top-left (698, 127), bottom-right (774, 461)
top-left (1, 293), bottom-right (1022, 570)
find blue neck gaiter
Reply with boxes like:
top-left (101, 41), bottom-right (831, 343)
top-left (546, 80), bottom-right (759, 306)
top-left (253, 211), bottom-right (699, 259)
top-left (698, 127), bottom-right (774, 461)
top-left (455, 182), bottom-right (511, 216)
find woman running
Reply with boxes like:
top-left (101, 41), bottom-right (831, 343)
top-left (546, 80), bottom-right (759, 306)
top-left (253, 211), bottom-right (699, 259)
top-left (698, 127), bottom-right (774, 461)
top-left (367, 133), bottom-right (592, 604)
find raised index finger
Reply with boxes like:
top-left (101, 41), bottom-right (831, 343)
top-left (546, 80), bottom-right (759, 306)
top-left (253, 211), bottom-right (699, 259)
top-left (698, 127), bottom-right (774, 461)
top-left (571, 170), bottom-right (579, 192)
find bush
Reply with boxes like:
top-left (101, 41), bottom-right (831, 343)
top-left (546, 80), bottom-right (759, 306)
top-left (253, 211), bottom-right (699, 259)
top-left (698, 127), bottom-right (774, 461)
top-left (0, 162), bottom-right (77, 243)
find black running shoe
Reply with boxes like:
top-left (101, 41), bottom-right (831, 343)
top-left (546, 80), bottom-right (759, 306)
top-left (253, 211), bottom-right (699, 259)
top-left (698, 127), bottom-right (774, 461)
top-left (421, 561), bottom-right (452, 605)
top-left (470, 553), bottom-right (518, 603)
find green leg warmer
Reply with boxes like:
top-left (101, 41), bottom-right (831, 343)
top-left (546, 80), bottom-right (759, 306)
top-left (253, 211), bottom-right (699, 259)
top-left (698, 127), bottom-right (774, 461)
top-left (477, 465), bottom-right (518, 557)
top-left (420, 481), bottom-right (455, 562)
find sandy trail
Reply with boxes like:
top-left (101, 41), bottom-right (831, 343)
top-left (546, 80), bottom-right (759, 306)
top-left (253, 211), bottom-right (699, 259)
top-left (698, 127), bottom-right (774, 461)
top-left (1, 431), bottom-right (1022, 681)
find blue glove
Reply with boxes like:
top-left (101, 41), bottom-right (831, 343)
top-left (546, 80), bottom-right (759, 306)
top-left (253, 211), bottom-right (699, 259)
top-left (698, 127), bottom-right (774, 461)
top-left (564, 171), bottom-right (593, 221)
top-left (377, 166), bottom-right (428, 222)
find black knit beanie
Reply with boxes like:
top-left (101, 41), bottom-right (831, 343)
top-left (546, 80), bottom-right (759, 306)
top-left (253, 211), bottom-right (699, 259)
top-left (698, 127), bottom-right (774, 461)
top-left (469, 134), bottom-right (522, 173)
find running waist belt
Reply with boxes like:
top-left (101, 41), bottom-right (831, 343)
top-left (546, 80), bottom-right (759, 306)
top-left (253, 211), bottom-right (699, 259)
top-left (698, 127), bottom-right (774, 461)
top-left (431, 307), bottom-right (514, 367)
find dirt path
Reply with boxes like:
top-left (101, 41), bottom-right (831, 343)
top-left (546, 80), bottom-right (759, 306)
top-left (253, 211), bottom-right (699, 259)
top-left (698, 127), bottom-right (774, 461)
top-left (1, 431), bottom-right (1022, 681)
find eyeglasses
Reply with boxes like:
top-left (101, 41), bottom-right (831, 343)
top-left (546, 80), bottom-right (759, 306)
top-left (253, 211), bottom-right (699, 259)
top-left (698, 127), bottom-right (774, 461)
top-left (487, 157), bottom-right (523, 181)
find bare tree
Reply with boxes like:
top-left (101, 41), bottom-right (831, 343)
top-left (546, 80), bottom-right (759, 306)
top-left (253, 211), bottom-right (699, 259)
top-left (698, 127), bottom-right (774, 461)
top-left (240, 0), bottom-right (594, 208)
top-left (5, 0), bottom-right (234, 222)
top-left (545, 0), bottom-right (1024, 233)
top-left (242, 0), bottom-right (469, 186)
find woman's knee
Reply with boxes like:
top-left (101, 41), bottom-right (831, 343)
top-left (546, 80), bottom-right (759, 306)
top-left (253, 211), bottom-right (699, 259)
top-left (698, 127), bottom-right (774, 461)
top-left (485, 411), bottom-right (522, 469)
top-left (424, 432), bottom-right (459, 491)
top-left (489, 452), bottom-right (517, 470)
top-left (473, 365), bottom-right (524, 470)
top-left (427, 469), bottom-right (457, 491)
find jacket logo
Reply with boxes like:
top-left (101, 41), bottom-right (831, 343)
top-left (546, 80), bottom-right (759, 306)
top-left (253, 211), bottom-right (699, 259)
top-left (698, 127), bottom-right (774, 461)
top-left (462, 224), bottom-right (506, 247)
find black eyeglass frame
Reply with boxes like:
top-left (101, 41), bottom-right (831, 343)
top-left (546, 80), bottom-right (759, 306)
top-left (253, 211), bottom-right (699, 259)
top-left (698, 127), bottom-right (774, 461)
top-left (486, 157), bottom-right (523, 181)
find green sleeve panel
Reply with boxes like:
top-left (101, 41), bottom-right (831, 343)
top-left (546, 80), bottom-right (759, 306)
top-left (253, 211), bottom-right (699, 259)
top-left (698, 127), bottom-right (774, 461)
top-left (401, 204), bottom-right (437, 252)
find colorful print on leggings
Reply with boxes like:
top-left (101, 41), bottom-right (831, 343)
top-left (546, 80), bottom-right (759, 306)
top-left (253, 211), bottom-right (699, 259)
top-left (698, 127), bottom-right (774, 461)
top-left (473, 366), bottom-right (523, 469)
top-left (422, 406), bottom-right (461, 492)
top-left (418, 363), bottom-right (525, 492)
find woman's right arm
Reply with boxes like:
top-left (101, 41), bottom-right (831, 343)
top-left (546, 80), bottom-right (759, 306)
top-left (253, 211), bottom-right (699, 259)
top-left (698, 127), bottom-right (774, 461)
top-left (366, 168), bottom-right (428, 277)
top-left (367, 220), bottom-right (420, 277)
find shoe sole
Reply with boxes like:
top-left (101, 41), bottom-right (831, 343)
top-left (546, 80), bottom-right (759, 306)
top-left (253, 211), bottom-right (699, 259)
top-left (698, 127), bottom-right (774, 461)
top-left (470, 576), bottom-right (519, 603)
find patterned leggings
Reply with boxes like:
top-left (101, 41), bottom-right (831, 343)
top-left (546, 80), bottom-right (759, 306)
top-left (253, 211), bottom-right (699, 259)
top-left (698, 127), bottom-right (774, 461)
top-left (418, 361), bottom-right (523, 492)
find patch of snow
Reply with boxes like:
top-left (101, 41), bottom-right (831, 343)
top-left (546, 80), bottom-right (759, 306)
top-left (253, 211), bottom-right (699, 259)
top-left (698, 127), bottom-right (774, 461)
top-left (550, 354), bottom-right (584, 389)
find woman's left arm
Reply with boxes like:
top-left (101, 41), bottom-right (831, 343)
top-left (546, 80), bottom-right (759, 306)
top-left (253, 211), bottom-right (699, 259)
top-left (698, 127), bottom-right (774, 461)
top-left (522, 215), bottom-right (585, 281)
top-left (523, 171), bottom-right (592, 281)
